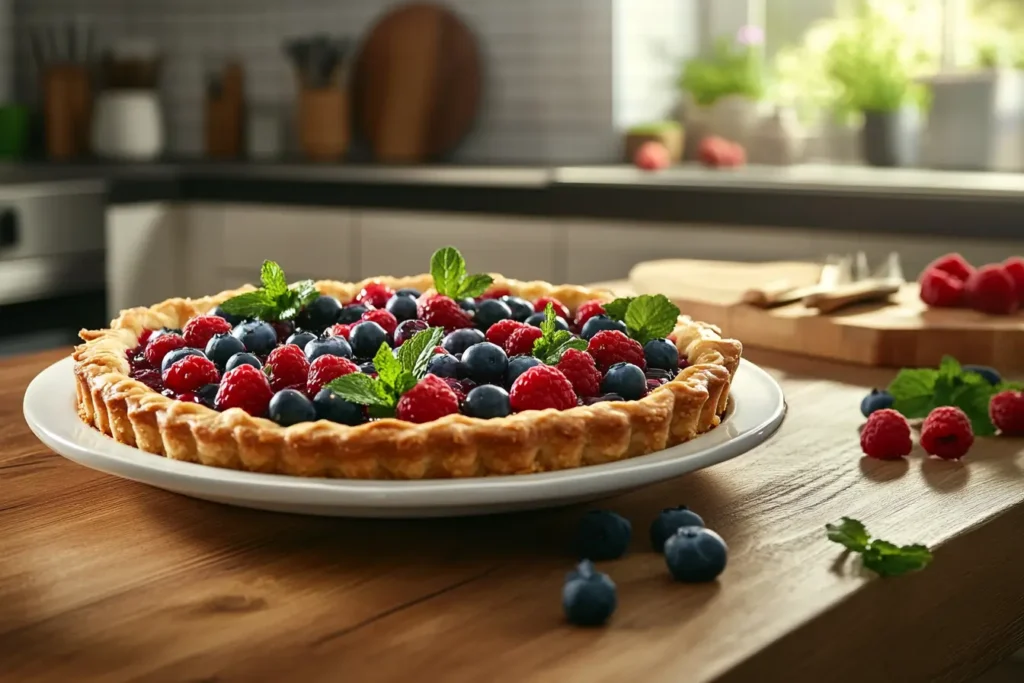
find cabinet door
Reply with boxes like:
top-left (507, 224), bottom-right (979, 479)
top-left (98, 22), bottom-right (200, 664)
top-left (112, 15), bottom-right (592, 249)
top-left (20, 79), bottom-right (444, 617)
top-left (356, 210), bottom-right (562, 282)
top-left (106, 203), bottom-right (182, 314)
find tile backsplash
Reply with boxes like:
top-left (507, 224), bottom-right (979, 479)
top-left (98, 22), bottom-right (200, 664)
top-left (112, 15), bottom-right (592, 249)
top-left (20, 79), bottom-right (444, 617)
top-left (14, 0), bottom-right (695, 163)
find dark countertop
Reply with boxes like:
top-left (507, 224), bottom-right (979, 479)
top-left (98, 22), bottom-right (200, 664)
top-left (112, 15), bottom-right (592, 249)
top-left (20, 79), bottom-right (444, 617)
top-left (1, 161), bottom-right (1023, 239)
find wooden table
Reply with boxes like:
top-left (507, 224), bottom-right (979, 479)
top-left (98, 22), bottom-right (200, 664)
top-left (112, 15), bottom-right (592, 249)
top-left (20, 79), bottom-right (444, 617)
top-left (2, 349), bottom-right (1024, 683)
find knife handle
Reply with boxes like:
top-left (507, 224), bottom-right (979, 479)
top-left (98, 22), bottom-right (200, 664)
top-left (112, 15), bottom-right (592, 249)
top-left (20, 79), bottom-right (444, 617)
top-left (803, 281), bottom-right (901, 314)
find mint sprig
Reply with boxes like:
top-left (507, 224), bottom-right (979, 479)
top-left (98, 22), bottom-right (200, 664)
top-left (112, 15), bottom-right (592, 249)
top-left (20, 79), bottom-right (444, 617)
top-left (532, 303), bottom-right (587, 365)
top-left (826, 517), bottom-right (932, 578)
top-left (602, 294), bottom-right (680, 346)
top-left (430, 247), bottom-right (494, 299)
top-left (324, 327), bottom-right (444, 416)
top-left (219, 260), bottom-right (320, 322)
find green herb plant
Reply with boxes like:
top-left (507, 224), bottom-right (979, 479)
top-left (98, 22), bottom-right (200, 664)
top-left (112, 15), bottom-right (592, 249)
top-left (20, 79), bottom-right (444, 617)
top-left (679, 36), bottom-right (765, 106)
top-left (826, 517), bottom-right (932, 577)
top-left (219, 260), bottom-right (319, 322)
top-left (603, 294), bottom-right (681, 346)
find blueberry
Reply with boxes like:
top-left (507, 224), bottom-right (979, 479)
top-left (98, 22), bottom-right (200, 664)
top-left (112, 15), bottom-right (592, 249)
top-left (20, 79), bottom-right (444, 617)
top-left (337, 304), bottom-right (370, 324)
top-left (394, 319), bottom-right (428, 346)
top-left (575, 509), bottom-right (631, 561)
top-left (458, 297), bottom-right (477, 313)
top-left (581, 315), bottom-right (627, 340)
top-left (359, 362), bottom-right (377, 375)
top-left (562, 560), bottom-right (617, 627)
top-left (204, 334), bottom-right (246, 370)
top-left (582, 393), bottom-right (625, 405)
top-left (225, 352), bottom-right (262, 372)
top-left (386, 294), bottom-right (419, 322)
top-left (195, 383), bottom-right (219, 408)
top-left (349, 321), bottom-right (389, 358)
top-left (644, 338), bottom-right (679, 371)
top-left (395, 287), bottom-right (421, 298)
top-left (501, 295), bottom-right (533, 322)
top-left (304, 336), bottom-right (353, 362)
top-left (601, 363), bottom-right (647, 401)
top-left (442, 328), bottom-right (486, 355)
top-left (463, 385), bottom-right (511, 419)
top-left (505, 355), bottom-right (543, 387)
top-left (313, 388), bottom-right (366, 425)
top-left (285, 330), bottom-right (318, 350)
top-left (231, 321), bottom-right (277, 356)
top-left (663, 527), bottom-right (728, 582)
top-left (963, 364), bottom-right (1002, 386)
top-left (160, 347), bottom-right (205, 375)
top-left (526, 312), bottom-right (569, 331)
top-left (268, 389), bottom-right (317, 426)
top-left (208, 305), bottom-right (243, 326)
top-left (474, 299), bottom-right (512, 330)
top-left (296, 295), bottom-right (342, 332)
top-left (859, 388), bottom-right (895, 417)
top-left (645, 368), bottom-right (675, 382)
top-left (427, 353), bottom-right (461, 379)
top-left (460, 342), bottom-right (508, 384)
top-left (649, 506), bottom-right (706, 553)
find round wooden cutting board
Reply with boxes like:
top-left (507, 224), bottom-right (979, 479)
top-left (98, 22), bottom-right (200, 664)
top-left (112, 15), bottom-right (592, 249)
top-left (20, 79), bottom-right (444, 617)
top-left (353, 2), bottom-right (482, 163)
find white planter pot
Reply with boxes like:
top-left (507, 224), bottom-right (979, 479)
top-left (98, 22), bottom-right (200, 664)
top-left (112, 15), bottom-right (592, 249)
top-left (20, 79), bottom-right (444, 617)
top-left (680, 94), bottom-right (761, 158)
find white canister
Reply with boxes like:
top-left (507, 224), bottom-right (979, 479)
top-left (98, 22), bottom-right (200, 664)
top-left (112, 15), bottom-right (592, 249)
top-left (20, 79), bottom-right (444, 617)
top-left (91, 90), bottom-right (165, 161)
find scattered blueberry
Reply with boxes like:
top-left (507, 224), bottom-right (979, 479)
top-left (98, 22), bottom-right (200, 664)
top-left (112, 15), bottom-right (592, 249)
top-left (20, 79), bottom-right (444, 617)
top-left (160, 347), bottom-right (206, 375)
top-left (195, 382), bottom-right (219, 408)
top-left (268, 389), bottom-right (317, 426)
top-left (394, 319), bottom-right (429, 346)
top-left (231, 321), bottom-right (277, 356)
top-left (458, 297), bottom-right (477, 313)
top-left (859, 388), bottom-right (895, 417)
top-left (663, 527), bottom-right (728, 582)
top-left (296, 295), bottom-right (342, 332)
top-left (526, 312), bottom-right (569, 331)
top-left (582, 393), bottom-right (625, 405)
top-left (581, 315), bottom-right (628, 340)
top-left (204, 334), bottom-right (246, 370)
top-left (644, 338), bottom-right (679, 371)
top-left (337, 304), bottom-right (371, 324)
top-left (562, 560), bottom-right (617, 627)
top-left (505, 355), bottom-right (543, 387)
top-left (963, 364), bottom-right (1002, 386)
top-left (208, 305), bottom-right (243, 326)
top-left (442, 328), bottom-right (486, 355)
top-left (474, 299), bottom-right (512, 330)
top-left (349, 321), bottom-right (389, 358)
top-left (461, 342), bottom-right (508, 384)
top-left (501, 295), bottom-right (533, 322)
top-left (359, 362), bottom-right (377, 375)
top-left (427, 353), bottom-right (461, 379)
top-left (304, 336), bottom-right (353, 362)
top-left (285, 330), bottom-right (318, 350)
top-left (649, 506), bottom-right (705, 553)
top-left (225, 352), bottom-right (262, 372)
top-left (386, 294), bottom-right (419, 322)
top-left (576, 509), bottom-right (632, 561)
top-left (463, 385), bottom-right (512, 419)
top-left (601, 363), bottom-right (647, 401)
top-left (395, 287), bottom-right (421, 298)
top-left (314, 388), bottom-right (366, 425)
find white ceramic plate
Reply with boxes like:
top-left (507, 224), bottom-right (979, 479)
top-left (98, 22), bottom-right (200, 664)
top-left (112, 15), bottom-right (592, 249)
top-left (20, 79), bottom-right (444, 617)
top-left (24, 357), bottom-right (785, 518)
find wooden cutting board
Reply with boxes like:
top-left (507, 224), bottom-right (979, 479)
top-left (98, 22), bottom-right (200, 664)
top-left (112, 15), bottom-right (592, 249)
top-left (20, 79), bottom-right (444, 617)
top-left (353, 2), bottom-right (481, 163)
top-left (628, 259), bottom-right (1024, 369)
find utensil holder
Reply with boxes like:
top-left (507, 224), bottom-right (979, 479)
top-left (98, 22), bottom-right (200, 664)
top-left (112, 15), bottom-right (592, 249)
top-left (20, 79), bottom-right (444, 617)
top-left (205, 97), bottom-right (242, 159)
top-left (299, 88), bottom-right (348, 161)
top-left (43, 65), bottom-right (92, 160)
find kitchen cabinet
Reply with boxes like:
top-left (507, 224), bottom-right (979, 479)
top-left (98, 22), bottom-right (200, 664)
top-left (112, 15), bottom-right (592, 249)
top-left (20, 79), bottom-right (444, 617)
top-left (106, 204), bottom-right (183, 314)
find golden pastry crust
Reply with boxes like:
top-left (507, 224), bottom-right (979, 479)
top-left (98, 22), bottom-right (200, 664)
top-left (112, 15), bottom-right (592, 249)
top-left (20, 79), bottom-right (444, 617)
top-left (73, 275), bottom-right (742, 479)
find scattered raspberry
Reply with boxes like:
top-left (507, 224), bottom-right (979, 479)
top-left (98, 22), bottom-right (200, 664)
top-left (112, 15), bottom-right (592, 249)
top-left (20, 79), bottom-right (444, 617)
top-left (419, 295), bottom-right (472, 331)
top-left (556, 348), bottom-right (602, 397)
top-left (144, 333), bottom-right (187, 367)
top-left (698, 136), bottom-right (745, 168)
top-left (920, 406), bottom-right (974, 459)
top-left (264, 345), bottom-right (310, 392)
top-left (587, 330), bottom-right (646, 371)
top-left (509, 365), bottom-right (577, 412)
top-left (182, 315), bottom-right (232, 349)
top-left (1003, 257), bottom-right (1024, 304)
top-left (480, 287), bottom-right (511, 300)
top-left (327, 323), bottom-right (352, 339)
top-left (215, 364), bottom-right (274, 416)
top-left (361, 308), bottom-right (399, 337)
top-left (574, 300), bottom-right (606, 328)
top-left (634, 140), bottom-right (671, 171)
top-left (395, 374), bottom-right (460, 423)
top-left (990, 390), bottom-right (1024, 436)
top-left (924, 253), bottom-right (974, 282)
top-left (919, 268), bottom-right (965, 308)
top-left (533, 297), bottom-right (570, 320)
top-left (306, 354), bottom-right (359, 396)
top-left (965, 264), bottom-right (1019, 315)
top-left (355, 282), bottom-right (394, 309)
top-left (860, 408), bottom-right (913, 460)
top-left (486, 319), bottom-right (527, 348)
top-left (163, 355), bottom-right (219, 394)
top-left (504, 325), bottom-right (544, 357)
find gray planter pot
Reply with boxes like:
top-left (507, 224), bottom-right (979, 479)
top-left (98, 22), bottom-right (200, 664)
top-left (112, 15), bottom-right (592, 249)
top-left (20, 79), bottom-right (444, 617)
top-left (862, 108), bottom-right (920, 167)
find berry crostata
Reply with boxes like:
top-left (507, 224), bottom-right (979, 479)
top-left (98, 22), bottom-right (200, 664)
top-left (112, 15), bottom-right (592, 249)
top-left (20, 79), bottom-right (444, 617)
top-left (73, 248), bottom-right (742, 479)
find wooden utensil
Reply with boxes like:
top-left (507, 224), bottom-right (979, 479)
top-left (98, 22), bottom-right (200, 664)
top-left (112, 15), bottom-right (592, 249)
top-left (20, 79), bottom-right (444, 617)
top-left (803, 280), bottom-right (902, 314)
top-left (299, 87), bottom-right (349, 161)
top-left (352, 2), bottom-right (482, 163)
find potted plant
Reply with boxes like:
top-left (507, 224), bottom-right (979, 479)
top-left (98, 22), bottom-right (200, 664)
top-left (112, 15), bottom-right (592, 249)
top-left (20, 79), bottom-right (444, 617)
top-left (623, 121), bottom-right (684, 162)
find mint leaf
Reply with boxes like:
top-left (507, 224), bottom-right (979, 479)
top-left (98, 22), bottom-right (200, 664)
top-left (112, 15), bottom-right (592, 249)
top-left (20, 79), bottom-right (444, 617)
top-left (277, 279), bottom-right (319, 320)
top-left (457, 273), bottom-right (495, 299)
top-left (952, 382), bottom-right (999, 436)
top-left (261, 260), bottom-right (288, 299)
top-left (219, 260), bottom-right (317, 322)
top-left (430, 247), bottom-right (466, 298)
top-left (324, 373), bottom-right (394, 407)
top-left (825, 517), bottom-right (870, 553)
top-left (374, 342), bottom-right (403, 391)
top-left (604, 297), bottom-right (634, 322)
top-left (938, 355), bottom-right (962, 379)
top-left (219, 290), bottom-right (272, 318)
top-left (888, 368), bottom-right (938, 418)
top-left (397, 327), bottom-right (445, 378)
top-left (861, 541), bottom-right (933, 577)
top-left (624, 294), bottom-right (680, 346)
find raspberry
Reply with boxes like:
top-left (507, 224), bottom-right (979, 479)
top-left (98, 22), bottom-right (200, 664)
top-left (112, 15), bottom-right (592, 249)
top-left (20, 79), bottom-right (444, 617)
top-left (486, 319), bottom-right (527, 348)
top-left (480, 287), bottom-right (511, 300)
top-left (556, 348), bottom-right (602, 397)
top-left (306, 354), bottom-right (359, 396)
top-left (355, 282), bottom-right (394, 309)
top-left (215, 364), bottom-right (274, 416)
top-left (182, 315), bottom-right (232, 349)
top-left (327, 323), bottom-right (352, 339)
top-left (433, 346), bottom-right (448, 355)
top-left (419, 295), bottom-right (472, 331)
top-left (144, 333), bottom-right (187, 367)
top-left (965, 264), bottom-right (1019, 315)
top-left (395, 374), bottom-right (460, 423)
top-left (920, 406), bottom-right (974, 459)
top-left (587, 330), bottom-right (646, 371)
top-left (361, 309), bottom-right (398, 336)
top-left (138, 329), bottom-right (154, 345)
top-left (859, 408), bottom-right (912, 460)
top-left (919, 268), bottom-right (964, 308)
top-left (574, 300), bottom-right (606, 328)
top-left (504, 326), bottom-right (543, 357)
top-left (509, 365), bottom-right (577, 412)
top-left (990, 390), bottom-right (1024, 436)
top-left (924, 253), bottom-right (974, 282)
top-left (264, 345), bottom-right (310, 392)
top-left (163, 355), bottom-right (219, 395)
top-left (533, 296), bottom-right (570, 320)
top-left (1003, 257), bottom-right (1024, 304)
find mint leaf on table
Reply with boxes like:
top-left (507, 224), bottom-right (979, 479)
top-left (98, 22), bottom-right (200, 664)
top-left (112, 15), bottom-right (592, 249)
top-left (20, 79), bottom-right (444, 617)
top-left (826, 518), bottom-right (932, 578)
top-left (219, 259), bottom-right (319, 322)
top-left (887, 368), bottom-right (937, 418)
top-left (532, 303), bottom-right (587, 365)
top-left (603, 297), bottom-right (635, 322)
top-left (825, 517), bottom-right (870, 553)
top-left (429, 247), bottom-right (494, 300)
top-left (624, 294), bottom-right (681, 346)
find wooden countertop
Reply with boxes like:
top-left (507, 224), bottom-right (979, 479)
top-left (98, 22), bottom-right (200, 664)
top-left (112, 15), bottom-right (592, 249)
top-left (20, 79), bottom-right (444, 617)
top-left (3, 348), bottom-right (1024, 682)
